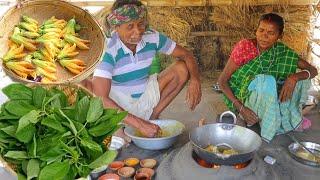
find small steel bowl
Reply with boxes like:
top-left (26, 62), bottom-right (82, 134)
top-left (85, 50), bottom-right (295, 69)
top-left (108, 136), bottom-right (125, 151)
top-left (305, 95), bottom-right (317, 106)
top-left (288, 141), bottom-right (320, 167)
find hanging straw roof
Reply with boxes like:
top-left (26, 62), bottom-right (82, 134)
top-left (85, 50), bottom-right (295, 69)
top-left (93, 0), bottom-right (317, 71)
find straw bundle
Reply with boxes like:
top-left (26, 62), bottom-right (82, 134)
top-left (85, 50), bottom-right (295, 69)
top-left (209, 6), bottom-right (258, 56)
top-left (148, 7), bottom-right (191, 48)
top-left (210, 4), bottom-right (312, 58)
top-left (198, 37), bottom-right (217, 70)
top-left (173, 7), bottom-right (208, 28)
top-left (147, 7), bottom-right (213, 68)
top-left (95, 6), bottom-right (204, 49)
top-left (279, 6), bottom-right (313, 57)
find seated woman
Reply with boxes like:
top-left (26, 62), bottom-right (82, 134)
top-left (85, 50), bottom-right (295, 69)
top-left (218, 13), bottom-right (318, 142)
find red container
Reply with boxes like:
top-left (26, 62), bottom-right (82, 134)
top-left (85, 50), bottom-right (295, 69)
top-left (98, 173), bottom-right (120, 180)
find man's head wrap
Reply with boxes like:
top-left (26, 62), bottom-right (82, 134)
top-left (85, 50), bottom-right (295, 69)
top-left (107, 4), bottom-right (147, 26)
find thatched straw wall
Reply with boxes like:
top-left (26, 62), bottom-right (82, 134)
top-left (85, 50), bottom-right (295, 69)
top-left (94, 1), bottom-right (316, 72)
top-left (210, 5), bottom-right (313, 60)
top-left (147, 7), bottom-right (211, 68)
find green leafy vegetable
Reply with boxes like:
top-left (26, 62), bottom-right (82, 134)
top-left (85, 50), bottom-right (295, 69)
top-left (5, 101), bottom-right (36, 117)
top-left (86, 97), bottom-right (104, 123)
top-left (0, 83), bottom-right (125, 179)
top-left (38, 161), bottom-right (70, 180)
top-left (75, 96), bottom-right (89, 123)
top-left (41, 115), bottom-right (66, 132)
top-left (89, 150), bottom-right (118, 169)
top-left (2, 83), bottom-right (32, 100)
top-left (4, 151), bottom-right (28, 159)
top-left (32, 86), bottom-right (46, 109)
top-left (89, 111), bottom-right (127, 137)
top-left (27, 159), bottom-right (40, 180)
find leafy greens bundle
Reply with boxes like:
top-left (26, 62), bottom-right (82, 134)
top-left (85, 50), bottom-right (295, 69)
top-left (0, 83), bottom-right (126, 180)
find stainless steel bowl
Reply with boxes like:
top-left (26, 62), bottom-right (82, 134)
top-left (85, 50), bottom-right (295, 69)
top-left (108, 136), bottom-right (125, 151)
top-left (288, 141), bottom-right (320, 167)
top-left (124, 119), bottom-right (185, 150)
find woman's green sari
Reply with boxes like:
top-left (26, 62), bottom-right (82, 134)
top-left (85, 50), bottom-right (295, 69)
top-left (225, 42), bottom-right (299, 111)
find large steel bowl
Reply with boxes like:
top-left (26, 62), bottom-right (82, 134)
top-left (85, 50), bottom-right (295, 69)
top-left (124, 119), bottom-right (185, 150)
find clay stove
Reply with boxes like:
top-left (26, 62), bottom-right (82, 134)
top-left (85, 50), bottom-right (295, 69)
top-left (192, 151), bottom-right (251, 169)
top-left (156, 142), bottom-right (320, 180)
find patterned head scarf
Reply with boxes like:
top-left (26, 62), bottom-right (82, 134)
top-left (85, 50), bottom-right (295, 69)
top-left (107, 4), bottom-right (147, 26)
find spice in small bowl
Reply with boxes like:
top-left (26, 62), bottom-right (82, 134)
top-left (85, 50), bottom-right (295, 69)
top-left (98, 173), bottom-right (120, 180)
top-left (117, 166), bottom-right (135, 178)
top-left (136, 168), bottom-right (155, 177)
top-left (134, 172), bottom-right (150, 180)
top-left (140, 158), bottom-right (157, 169)
top-left (124, 157), bottom-right (140, 167)
top-left (109, 161), bottom-right (125, 171)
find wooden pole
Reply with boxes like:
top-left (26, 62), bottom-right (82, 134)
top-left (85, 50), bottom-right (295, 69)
top-left (58, 0), bottom-right (320, 7)
top-left (65, 1), bottom-right (114, 7)
top-left (207, 0), bottom-right (318, 6)
top-left (190, 31), bottom-right (235, 37)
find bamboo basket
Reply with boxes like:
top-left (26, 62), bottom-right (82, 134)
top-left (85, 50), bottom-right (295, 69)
top-left (0, 0), bottom-right (106, 85)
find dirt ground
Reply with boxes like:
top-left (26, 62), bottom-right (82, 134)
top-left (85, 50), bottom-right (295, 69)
top-left (160, 76), bottom-right (228, 138)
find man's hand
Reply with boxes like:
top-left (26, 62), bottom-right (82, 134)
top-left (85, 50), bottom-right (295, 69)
top-left (279, 75), bottom-right (298, 102)
top-left (125, 114), bottom-right (161, 138)
top-left (139, 120), bottom-right (161, 138)
top-left (186, 78), bottom-right (202, 110)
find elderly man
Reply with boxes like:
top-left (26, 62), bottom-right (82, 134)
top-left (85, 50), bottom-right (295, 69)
top-left (87, 0), bottom-right (201, 138)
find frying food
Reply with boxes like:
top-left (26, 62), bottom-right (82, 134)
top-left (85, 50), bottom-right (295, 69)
top-left (205, 144), bottom-right (239, 155)
top-left (296, 149), bottom-right (320, 163)
top-left (205, 145), bottom-right (219, 153)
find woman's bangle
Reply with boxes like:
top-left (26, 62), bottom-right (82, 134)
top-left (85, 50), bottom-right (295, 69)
top-left (231, 100), bottom-right (238, 108)
top-left (301, 69), bottom-right (311, 80)
top-left (239, 104), bottom-right (244, 113)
